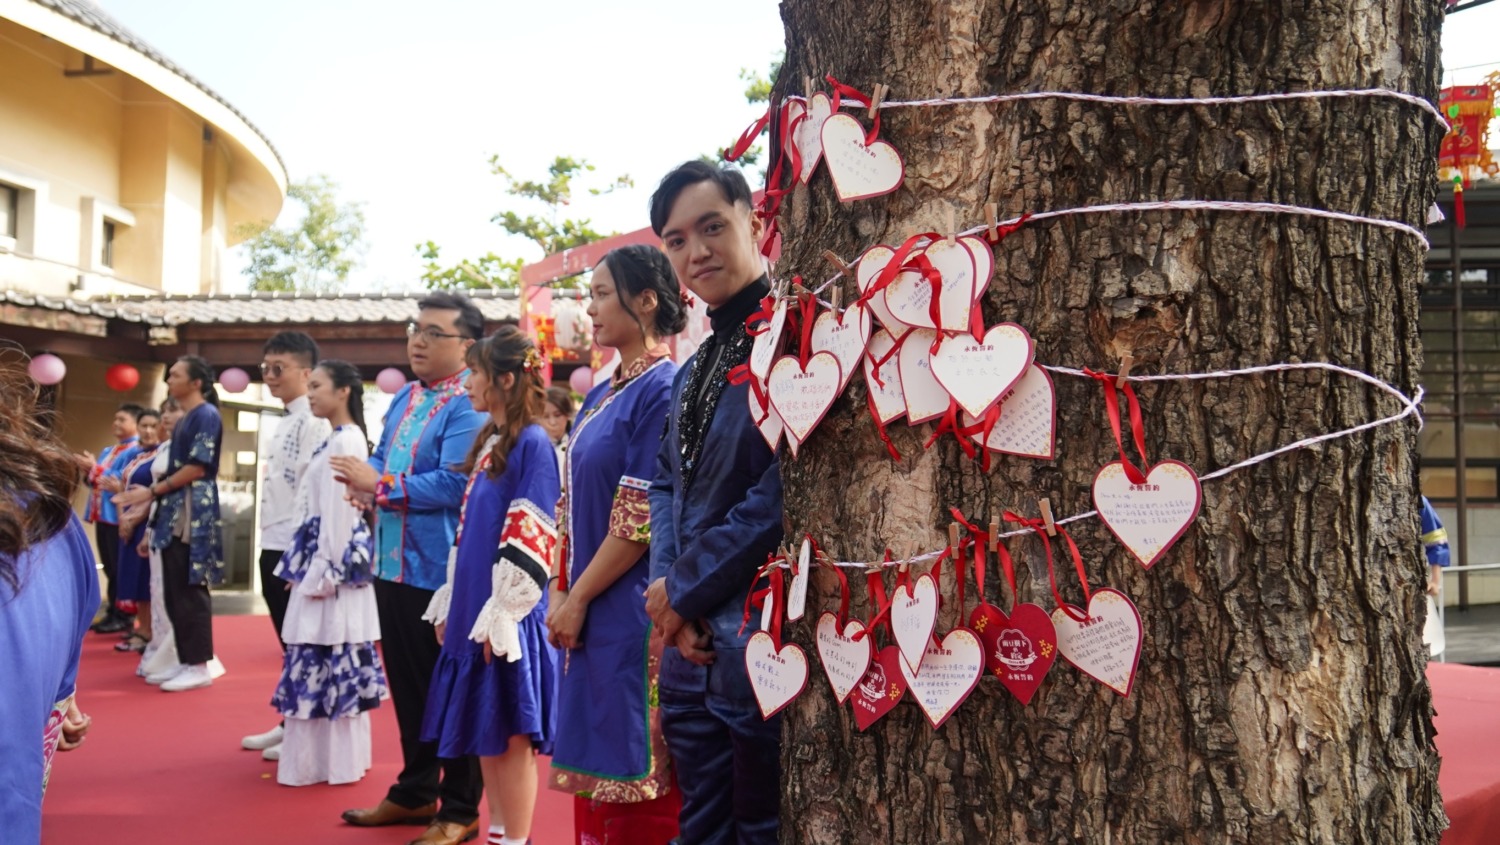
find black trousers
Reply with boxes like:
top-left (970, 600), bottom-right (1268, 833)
top-left (258, 549), bottom-right (290, 651)
top-left (375, 579), bottom-right (480, 824)
top-left (161, 539), bottom-right (214, 665)
top-left (95, 521), bottom-right (124, 614)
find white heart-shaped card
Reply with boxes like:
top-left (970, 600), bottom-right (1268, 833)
top-left (1052, 588), bottom-right (1143, 697)
top-left (891, 573), bottom-right (939, 674)
top-left (898, 629), bottom-right (984, 729)
top-left (1092, 460), bottom-right (1202, 569)
top-left (929, 322), bottom-right (1035, 418)
top-left (863, 328), bottom-right (906, 425)
top-left (897, 330), bottom-right (950, 424)
top-left (745, 630), bottom-right (810, 719)
top-left (748, 299), bottom-right (788, 380)
top-left (792, 92), bottom-right (833, 184)
top-left (810, 303), bottom-right (872, 392)
top-left (815, 612), bottom-right (873, 704)
top-left (856, 245), bottom-right (913, 336)
top-left (767, 352), bottom-right (843, 454)
top-left (963, 364), bottom-right (1056, 460)
top-left (883, 238), bottom-right (976, 333)
top-left (960, 235), bottom-right (995, 304)
top-left (821, 113), bottom-right (905, 202)
top-left (752, 393), bottom-right (784, 452)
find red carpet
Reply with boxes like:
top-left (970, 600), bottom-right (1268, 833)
top-left (43, 614), bottom-right (575, 845)
top-left (1430, 662), bottom-right (1500, 845)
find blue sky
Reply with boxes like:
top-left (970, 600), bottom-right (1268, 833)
top-left (90, 1), bottom-right (1500, 293)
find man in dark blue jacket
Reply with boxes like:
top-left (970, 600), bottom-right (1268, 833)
top-left (645, 161), bottom-right (785, 845)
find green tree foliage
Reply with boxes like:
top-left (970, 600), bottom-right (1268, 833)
top-left (417, 156), bottom-right (630, 290)
top-left (239, 174), bottom-right (366, 293)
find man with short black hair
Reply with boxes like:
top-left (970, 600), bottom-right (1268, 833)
top-left (241, 331), bottom-right (330, 761)
top-left (332, 293), bottom-right (486, 845)
top-left (644, 161), bottom-right (785, 845)
top-left (80, 402), bottom-right (145, 634)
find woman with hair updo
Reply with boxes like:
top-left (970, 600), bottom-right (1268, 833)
top-left (546, 244), bottom-right (688, 843)
top-left (0, 354), bottom-right (99, 845)
top-left (116, 355), bottom-right (225, 693)
top-left (421, 326), bottom-right (562, 845)
top-left (270, 359), bottom-right (388, 786)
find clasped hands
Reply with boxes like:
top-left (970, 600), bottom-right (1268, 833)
top-left (645, 577), bottom-right (714, 665)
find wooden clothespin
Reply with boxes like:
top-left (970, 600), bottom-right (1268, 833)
top-left (831, 285), bottom-right (842, 314)
top-left (1039, 498), bottom-right (1057, 537)
top-left (824, 250), bottom-right (853, 279)
top-left (1116, 355), bottom-right (1134, 389)
top-left (804, 75), bottom-right (814, 98)
top-left (988, 512), bottom-right (1000, 555)
top-left (867, 83), bottom-right (887, 120)
top-left (948, 522), bottom-right (961, 556)
top-left (985, 203), bottom-right (999, 242)
top-left (944, 206), bottom-right (957, 246)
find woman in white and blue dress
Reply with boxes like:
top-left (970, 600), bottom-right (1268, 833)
top-left (270, 359), bottom-right (388, 786)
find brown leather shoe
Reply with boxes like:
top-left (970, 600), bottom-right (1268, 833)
top-left (406, 820), bottom-right (479, 845)
top-left (340, 799), bottom-right (437, 826)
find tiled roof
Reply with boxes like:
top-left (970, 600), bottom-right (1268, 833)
top-left (27, 0), bottom-right (286, 176)
top-left (3, 289), bottom-right (534, 327)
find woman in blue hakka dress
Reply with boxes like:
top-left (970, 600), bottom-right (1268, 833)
top-left (422, 327), bottom-right (560, 845)
top-left (547, 245), bottom-right (687, 844)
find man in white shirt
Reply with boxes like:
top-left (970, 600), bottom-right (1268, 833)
top-left (241, 332), bottom-right (329, 760)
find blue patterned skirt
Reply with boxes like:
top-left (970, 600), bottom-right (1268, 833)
top-left (272, 642), bottom-right (387, 720)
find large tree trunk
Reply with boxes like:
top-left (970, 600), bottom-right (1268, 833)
top-left (771, 2), bottom-right (1446, 842)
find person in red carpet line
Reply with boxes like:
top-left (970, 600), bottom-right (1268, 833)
top-left (270, 360), bottom-right (389, 786)
top-left (546, 245), bottom-right (686, 844)
top-left (115, 356), bottom-right (226, 693)
top-left (421, 328), bottom-right (561, 845)
top-left (102, 406), bottom-right (163, 654)
top-left (330, 293), bottom-right (486, 844)
top-left (76, 401), bottom-right (144, 635)
top-left (244, 331), bottom-right (330, 762)
top-left (0, 355), bottom-right (99, 845)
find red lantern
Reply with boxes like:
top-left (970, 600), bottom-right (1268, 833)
top-left (105, 363), bottom-right (140, 392)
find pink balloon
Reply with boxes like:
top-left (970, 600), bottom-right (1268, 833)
top-left (219, 367), bottom-right (251, 393)
top-left (568, 366), bottom-right (593, 395)
top-left (376, 367), bottom-right (408, 395)
top-left (27, 353), bottom-right (66, 385)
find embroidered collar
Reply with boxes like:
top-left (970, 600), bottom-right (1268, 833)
top-left (611, 343), bottom-right (672, 389)
top-left (420, 369), bottom-right (467, 393)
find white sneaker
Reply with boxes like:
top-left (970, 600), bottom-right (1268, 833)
top-left (262, 743), bottom-right (281, 761)
top-left (145, 664), bottom-right (186, 686)
top-left (207, 656), bottom-right (227, 679)
top-left (242, 725), bottom-right (284, 750)
top-left (160, 664), bottom-right (213, 692)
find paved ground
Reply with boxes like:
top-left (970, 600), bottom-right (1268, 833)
top-left (1438, 602), bottom-right (1500, 666)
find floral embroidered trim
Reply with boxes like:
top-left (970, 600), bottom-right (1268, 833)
top-left (608, 482), bottom-right (651, 544)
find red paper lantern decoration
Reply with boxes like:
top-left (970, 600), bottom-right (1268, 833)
top-left (105, 363), bottom-right (140, 392)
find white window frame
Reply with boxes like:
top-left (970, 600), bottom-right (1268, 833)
top-left (0, 167), bottom-right (45, 255)
top-left (80, 197), bottom-right (135, 275)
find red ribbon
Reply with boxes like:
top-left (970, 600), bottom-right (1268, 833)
top-left (924, 400), bottom-right (979, 461)
top-left (738, 554), bottom-right (787, 638)
top-left (745, 295), bottom-right (777, 335)
top-left (854, 233), bottom-right (938, 313)
top-left (798, 291), bottom-right (818, 368)
top-left (853, 550), bottom-right (897, 642)
top-left (983, 213), bottom-right (1033, 245)
top-left (724, 107), bottom-right (771, 162)
top-left (866, 391), bottom-right (902, 462)
top-left (1085, 368), bottom-right (1150, 485)
top-left (1003, 512), bottom-right (1090, 623)
top-left (726, 363), bottom-right (768, 411)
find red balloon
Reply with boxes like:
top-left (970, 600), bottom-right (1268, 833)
top-left (105, 363), bottom-right (140, 392)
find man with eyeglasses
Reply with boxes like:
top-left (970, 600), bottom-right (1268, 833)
top-left (330, 292), bottom-right (487, 845)
top-left (241, 331), bottom-right (328, 762)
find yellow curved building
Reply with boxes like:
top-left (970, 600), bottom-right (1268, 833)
top-left (0, 0), bottom-right (286, 297)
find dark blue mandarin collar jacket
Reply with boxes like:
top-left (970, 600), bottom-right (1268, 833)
top-left (650, 277), bottom-right (785, 698)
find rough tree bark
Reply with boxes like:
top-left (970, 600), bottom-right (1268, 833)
top-left (771, 2), bottom-right (1447, 843)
